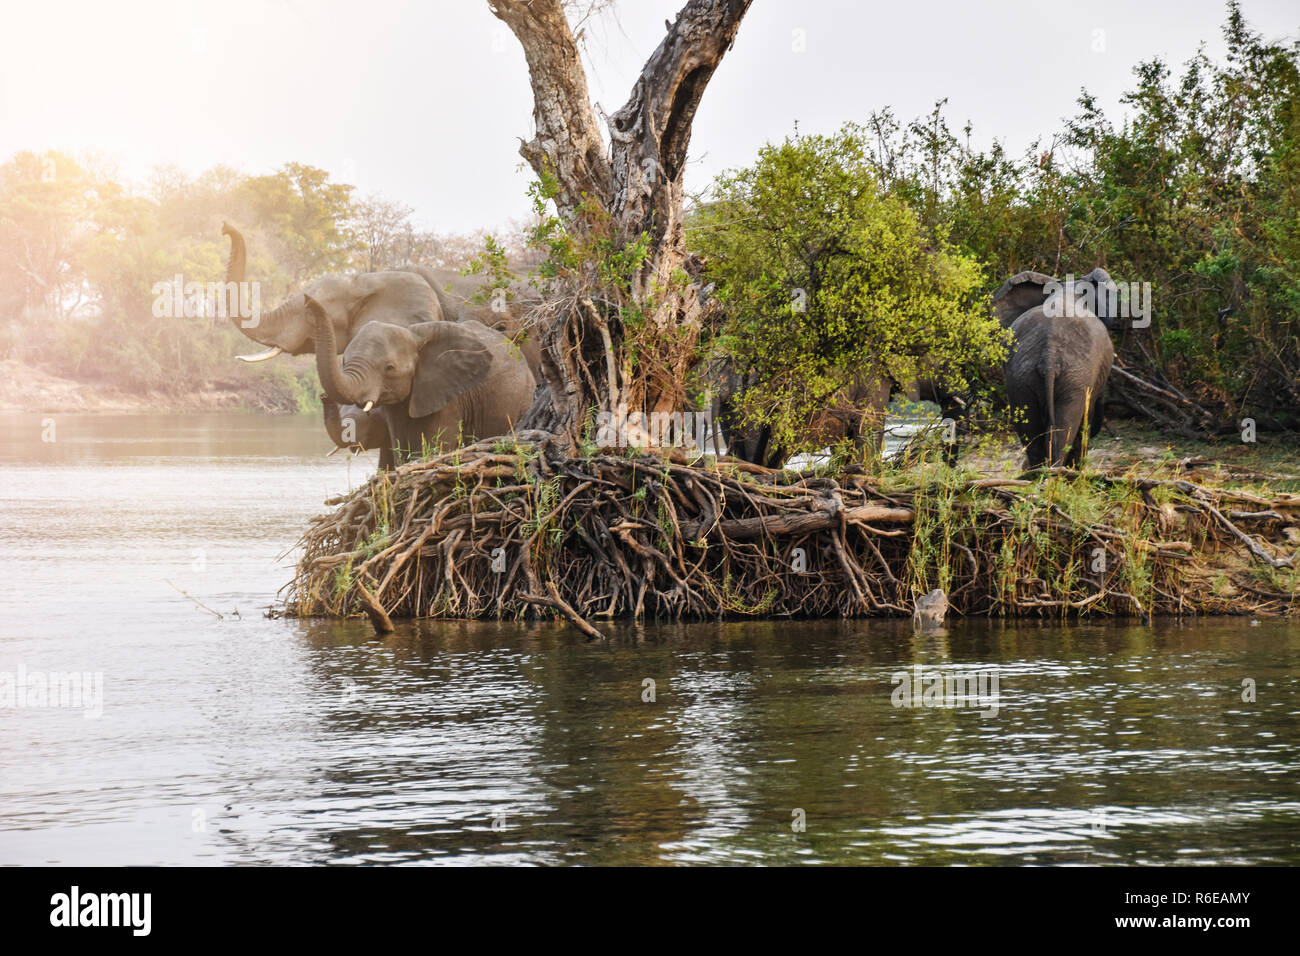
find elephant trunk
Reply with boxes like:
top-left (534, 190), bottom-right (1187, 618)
top-left (321, 395), bottom-right (348, 455)
top-left (222, 222), bottom-right (285, 362)
top-left (222, 222), bottom-right (246, 284)
top-left (322, 396), bottom-right (343, 445)
top-left (311, 296), bottom-right (361, 406)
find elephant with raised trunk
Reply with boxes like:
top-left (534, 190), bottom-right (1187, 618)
top-left (997, 268), bottom-right (1118, 469)
top-left (221, 224), bottom-right (540, 379)
top-left (221, 223), bottom-right (438, 363)
top-left (310, 295), bottom-right (536, 470)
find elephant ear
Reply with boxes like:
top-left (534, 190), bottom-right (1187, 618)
top-left (991, 271), bottom-right (1057, 327)
top-left (407, 322), bottom-right (493, 419)
top-left (352, 272), bottom-right (438, 324)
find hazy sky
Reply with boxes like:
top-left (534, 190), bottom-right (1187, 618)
top-left (1, 0), bottom-right (1296, 233)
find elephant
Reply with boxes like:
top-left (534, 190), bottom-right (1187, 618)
top-left (885, 277), bottom-right (1055, 465)
top-left (221, 223), bottom-right (439, 362)
top-left (310, 294), bottom-right (536, 470)
top-left (712, 363), bottom-right (777, 465)
top-left (321, 395), bottom-right (390, 456)
top-left (998, 268), bottom-right (1118, 468)
top-left (222, 224), bottom-right (543, 380)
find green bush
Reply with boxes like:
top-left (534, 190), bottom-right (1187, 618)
top-left (690, 125), bottom-right (1009, 458)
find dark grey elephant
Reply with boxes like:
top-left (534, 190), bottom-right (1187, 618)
top-left (321, 396), bottom-right (390, 456)
top-left (711, 362), bottom-right (778, 466)
top-left (884, 275), bottom-right (1053, 465)
top-left (997, 268), bottom-right (1118, 468)
top-left (221, 223), bottom-right (439, 362)
top-left (309, 295), bottom-right (536, 470)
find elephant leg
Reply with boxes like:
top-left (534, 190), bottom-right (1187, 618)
top-left (1024, 434), bottom-right (1047, 469)
top-left (842, 407), bottom-right (864, 451)
top-left (1046, 427), bottom-right (1075, 466)
top-left (1064, 410), bottom-right (1092, 467)
top-left (1007, 368), bottom-right (1042, 469)
top-left (379, 444), bottom-right (395, 472)
top-left (1048, 392), bottom-right (1087, 467)
top-left (1064, 394), bottom-right (1106, 467)
top-left (1019, 402), bottom-right (1049, 470)
top-left (1063, 434), bottom-right (1083, 468)
top-left (1085, 395), bottom-right (1106, 456)
top-left (854, 415), bottom-right (885, 460)
top-left (760, 427), bottom-right (787, 469)
top-left (1087, 397), bottom-right (1106, 439)
top-left (1007, 378), bottom-right (1046, 469)
top-left (848, 376), bottom-right (891, 461)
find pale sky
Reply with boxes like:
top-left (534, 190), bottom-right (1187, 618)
top-left (1, 0), bottom-right (1296, 233)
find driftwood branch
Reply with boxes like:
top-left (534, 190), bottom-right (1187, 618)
top-left (1110, 361), bottom-right (1217, 436)
top-left (287, 441), bottom-right (1300, 628)
top-left (354, 579), bottom-right (395, 634)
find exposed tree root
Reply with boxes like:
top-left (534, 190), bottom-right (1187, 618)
top-left (285, 435), bottom-right (1300, 635)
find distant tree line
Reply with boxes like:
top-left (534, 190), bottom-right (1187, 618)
top-left (0, 155), bottom-right (533, 406)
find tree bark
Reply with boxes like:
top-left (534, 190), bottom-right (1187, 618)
top-left (487, 0), bottom-right (613, 221)
top-left (489, 0), bottom-right (752, 448)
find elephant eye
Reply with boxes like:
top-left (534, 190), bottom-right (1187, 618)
top-left (385, 362), bottom-right (397, 374)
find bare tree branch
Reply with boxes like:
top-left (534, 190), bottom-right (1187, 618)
top-left (607, 0), bottom-right (751, 237)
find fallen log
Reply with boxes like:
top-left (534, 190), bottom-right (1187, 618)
top-left (681, 503), bottom-right (915, 540)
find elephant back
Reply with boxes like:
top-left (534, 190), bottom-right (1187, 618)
top-left (397, 265), bottom-right (542, 378)
top-left (992, 271), bottom-right (1057, 328)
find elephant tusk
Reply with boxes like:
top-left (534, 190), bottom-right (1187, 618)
top-left (325, 446), bottom-right (342, 457)
top-left (236, 346), bottom-right (283, 363)
top-left (362, 401), bottom-right (374, 413)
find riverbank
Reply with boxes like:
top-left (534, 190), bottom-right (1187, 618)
top-left (288, 432), bottom-right (1300, 634)
top-left (0, 358), bottom-right (320, 414)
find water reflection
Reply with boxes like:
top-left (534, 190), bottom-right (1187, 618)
top-left (0, 414), bottom-right (1296, 864)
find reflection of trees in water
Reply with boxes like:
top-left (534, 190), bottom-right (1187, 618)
top-left (214, 616), bottom-right (1300, 864)
top-left (515, 622), bottom-right (696, 864)
top-left (275, 618), bottom-right (552, 863)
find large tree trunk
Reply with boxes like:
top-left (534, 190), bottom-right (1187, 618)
top-left (489, 0), bottom-right (752, 447)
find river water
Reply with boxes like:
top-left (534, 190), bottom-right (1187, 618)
top-left (0, 412), bottom-right (1296, 865)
